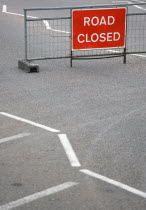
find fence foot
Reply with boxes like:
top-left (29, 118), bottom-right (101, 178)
top-left (18, 60), bottom-right (39, 73)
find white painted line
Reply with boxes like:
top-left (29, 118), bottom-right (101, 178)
top-left (80, 169), bottom-right (146, 199)
top-left (107, 49), bottom-right (119, 53)
top-left (4, 11), bottom-right (37, 18)
top-left (0, 133), bottom-right (31, 145)
top-left (133, 4), bottom-right (146, 10)
top-left (2, 5), bottom-right (7, 13)
top-left (107, 49), bottom-right (146, 58)
top-left (3, 11), bottom-right (24, 17)
top-left (3, 13), bottom-right (67, 33)
top-left (2, 5), bottom-right (69, 34)
top-left (112, 1), bottom-right (130, 3)
top-left (2, 5), bottom-right (48, 28)
top-left (58, 134), bottom-right (81, 167)
top-left (113, 0), bottom-right (146, 10)
top-left (2, 5), bottom-right (25, 17)
top-left (0, 112), bottom-right (60, 133)
top-left (132, 54), bottom-right (146, 57)
top-left (51, 29), bottom-right (71, 34)
top-left (132, 0), bottom-right (146, 10)
top-left (0, 182), bottom-right (78, 210)
top-left (2, 6), bottom-right (37, 18)
top-left (43, 20), bottom-right (51, 29)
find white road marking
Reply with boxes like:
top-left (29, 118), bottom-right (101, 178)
top-left (80, 169), bottom-right (146, 199)
top-left (4, 11), bottom-right (39, 19)
top-left (51, 29), bottom-right (71, 34)
top-left (2, 5), bottom-right (37, 18)
top-left (108, 49), bottom-right (146, 58)
top-left (0, 133), bottom-right (30, 144)
top-left (112, 1), bottom-right (130, 3)
top-left (2, 5), bottom-right (52, 31)
top-left (4, 12), bottom-right (51, 29)
top-left (0, 112), bottom-right (60, 133)
top-left (133, 0), bottom-right (146, 10)
top-left (58, 134), bottom-right (81, 167)
top-left (107, 49), bottom-right (119, 53)
top-left (132, 54), bottom-right (146, 57)
top-left (133, 4), bottom-right (146, 10)
top-left (43, 20), bottom-right (51, 29)
top-left (2, 5), bottom-right (7, 12)
top-left (2, 5), bottom-right (69, 34)
top-left (3, 11), bottom-right (24, 17)
top-left (113, 0), bottom-right (146, 10)
top-left (0, 182), bottom-right (78, 210)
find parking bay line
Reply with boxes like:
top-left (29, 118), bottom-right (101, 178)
top-left (0, 112), bottom-right (60, 133)
top-left (58, 134), bottom-right (81, 167)
top-left (0, 182), bottom-right (78, 210)
top-left (80, 169), bottom-right (146, 199)
top-left (0, 133), bottom-right (31, 145)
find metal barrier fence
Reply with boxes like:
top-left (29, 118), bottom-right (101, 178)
top-left (24, 2), bottom-right (146, 66)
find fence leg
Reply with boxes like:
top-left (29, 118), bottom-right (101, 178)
top-left (123, 47), bottom-right (126, 64)
top-left (24, 10), bottom-right (27, 61)
top-left (70, 50), bottom-right (73, 67)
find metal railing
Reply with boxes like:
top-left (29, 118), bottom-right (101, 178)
top-left (24, 2), bottom-right (146, 66)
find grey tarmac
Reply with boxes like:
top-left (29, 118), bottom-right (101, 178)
top-left (0, 0), bottom-right (146, 210)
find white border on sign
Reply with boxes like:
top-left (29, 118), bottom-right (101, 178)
top-left (71, 7), bottom-right (127, 51)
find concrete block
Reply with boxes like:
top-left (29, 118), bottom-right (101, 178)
top-left (18, 60), bottom-right (39, 73)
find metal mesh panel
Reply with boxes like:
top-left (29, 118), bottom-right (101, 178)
top-left (72, 47), bottom-right (124, 58)
top-left (24, 3), bottom-right (146, 61)
top-left (127, 13), bottom-right (146, 53)
top-left (27, 18), bottom-right (71, 60)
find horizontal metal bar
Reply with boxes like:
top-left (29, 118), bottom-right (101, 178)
top-left (27, 53), bottom-right (124, 61)
top-left (127, 51), bottom-right (146, 54)
top-left (127, 12), bottom-right (146, 16)
top-left (26, 13), bottom-right (146, 21)
top-left (73, 55), bottom-right (124, 60)
top-left (27, 56), bottom-right (71, 61)
top-left (73, 52), bottom-right (124, 58)
top-left (27, 16), bottom-right (71, 21)
top-left (24, 2), bottom-right (146, 11)
top-left (27, 51), bottom-right (146, 62)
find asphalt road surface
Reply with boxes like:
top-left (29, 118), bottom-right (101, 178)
top-left (0, 0), bottom-right (146, 210)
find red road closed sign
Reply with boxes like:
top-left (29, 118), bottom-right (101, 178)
top-left (72, 8), bottom-right (126, 50)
